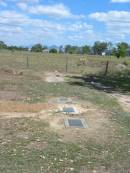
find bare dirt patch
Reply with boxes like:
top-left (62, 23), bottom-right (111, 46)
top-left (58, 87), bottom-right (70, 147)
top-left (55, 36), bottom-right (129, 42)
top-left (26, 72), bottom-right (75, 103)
top-left (0, 84), bottom-right (18, 91)
top-left (58, 102), bottom-right (94, 115)
top-left (38, 103), bottom-right (111, 143)
top-left (26, 141), bottom-right (48, 151)
top-left (80, 166), bottom-right (109, 173)
top-left (59, 111), bottom-right (110, 143)
top-left (0, 112), bottom-right (36, 119)
top-left (0, 66), bottom-right (16, 75)
top-left (23, 99), bottom-right (112, 143)
top-left (0, 101), bottom-right (56, 113)
top-left (16, 132), bottom-right (30, 140)
top-left (119, 97), bottom-right (130, 112)
top-left (0, 91), bottom-right (24, 101)
top-left (0, 98), bottom-right (113, 143)
top-left (110, 93), bottom-right (130, 112)
top-left (45, 71), bottom-right (65, 83)
top-left (0, 66), bottom-right (23, 76)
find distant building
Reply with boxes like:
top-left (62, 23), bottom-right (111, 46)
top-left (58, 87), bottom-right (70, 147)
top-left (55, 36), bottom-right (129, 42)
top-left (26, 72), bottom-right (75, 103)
top-left (102, 52), bottom-right (106, 56)
top-left (42, 49), bottom-right (49, 53)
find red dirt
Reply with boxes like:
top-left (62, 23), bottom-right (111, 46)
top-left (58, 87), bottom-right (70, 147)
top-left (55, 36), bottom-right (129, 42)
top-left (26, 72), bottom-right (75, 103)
top-left (0, 101), bottom-right (55, 113)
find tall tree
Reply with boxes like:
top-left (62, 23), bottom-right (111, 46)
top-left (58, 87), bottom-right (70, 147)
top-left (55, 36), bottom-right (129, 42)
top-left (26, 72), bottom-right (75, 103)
top-left (116, 42), bottom-right (129, 58)
top-left (65, 45), bottom-right (81, 54)
top-left (82, 45), bottom-right (90, 54)
top-left (93, 41), bottom-right (108, 55)
top-left (31, 44), bottom-right (43, 52)
top-left (65, 45), bottom-right (72, 54)
top-left (49, 48), bottom-right (57, 53)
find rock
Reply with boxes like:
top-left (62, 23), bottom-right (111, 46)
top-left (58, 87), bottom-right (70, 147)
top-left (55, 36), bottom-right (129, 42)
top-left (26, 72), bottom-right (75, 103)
top-left (116, 64), bottom-right (127, 71)
top-left (17, 71), bottom-right (23, 76)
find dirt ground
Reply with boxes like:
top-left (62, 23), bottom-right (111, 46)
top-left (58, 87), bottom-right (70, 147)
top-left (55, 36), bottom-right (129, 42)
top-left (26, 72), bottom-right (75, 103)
top-left (109, 93), bottom-right (130, 112)
top-left (41, 108), bottom-right (111, 143)
top-left (0, 91), bottom-right (25, 101)
top-left (0, 67), bottom-right (125, 145)
top-left (0, 66), bottom-right (23, 76)
top-left (0, 101), bottom-right (56, 112)
top-left (0, 98), bottom-right (112, 143)
top-left (44, 71), bottom-right (65, 83)
top-left (0, 66), bottom-right (122, 144)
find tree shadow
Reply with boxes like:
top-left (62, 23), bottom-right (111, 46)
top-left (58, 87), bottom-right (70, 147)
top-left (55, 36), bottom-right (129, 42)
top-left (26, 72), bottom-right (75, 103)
top-left (67, 70), bottom-right (130, 94)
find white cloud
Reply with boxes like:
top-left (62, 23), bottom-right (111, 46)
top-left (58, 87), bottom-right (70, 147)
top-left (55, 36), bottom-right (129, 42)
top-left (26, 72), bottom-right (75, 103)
top-left (111, 0), bottom-right (130, 3)
top-left (0, 10), bottom-right (29, 26)
top-left (0, 10), bottom-right (92, 45)
top-left (67, 22), bottom-right (93, 32)
top-left (89, 10), bottom-right (130, 39)
top-left (31, 4), bottom-right (70, 17)
top-left (17, 2), bottom-right (84, 19)
top-left (1, 0), bottom-right (85, 19)
top-left (89, 11), bottom-right (130, 22)
top-left (18, 3), bottom-right (71, 17)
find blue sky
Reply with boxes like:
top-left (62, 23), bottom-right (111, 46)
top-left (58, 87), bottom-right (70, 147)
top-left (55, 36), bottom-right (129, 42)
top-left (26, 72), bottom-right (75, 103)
top-left (0, 0), bottom-right (130, 46)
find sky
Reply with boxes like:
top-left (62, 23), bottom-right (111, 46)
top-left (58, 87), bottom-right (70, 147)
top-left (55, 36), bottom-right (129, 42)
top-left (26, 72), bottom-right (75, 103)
top-left (0, 0), bottom-right (130, 46)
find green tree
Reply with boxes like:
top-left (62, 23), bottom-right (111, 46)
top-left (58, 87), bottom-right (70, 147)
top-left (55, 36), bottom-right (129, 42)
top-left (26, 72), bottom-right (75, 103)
top-left (93, 41), bottom-right (108, 55)
top-left (0, 41), bottom-right (7, 49)
top-left (8, 46), bottom-right (28, 51)
top-left (111, 47), bottom-right (117, 56)
top-left (116, 42), bottom-right (129, 58)
top-left (31, 44), bottom-right (43, 52)
top-left (82, 45), bottom-right (90, 54)
top-left (105, 42), bottom-right (128, 76)
top-left (65, 45), bottom-right (81, 54)
top-left (49, 48), bottom-right (57, 53)
top-left (65, 45), bottom-right (72, 53)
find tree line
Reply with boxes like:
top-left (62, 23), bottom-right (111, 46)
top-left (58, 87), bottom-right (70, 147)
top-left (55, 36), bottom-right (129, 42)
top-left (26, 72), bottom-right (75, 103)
top-left (0, 40), bottom-right (130, 58)
top-left (64, 42), bottom-right (130, 58)
top-left (0, 41), bottom-right (28, 51)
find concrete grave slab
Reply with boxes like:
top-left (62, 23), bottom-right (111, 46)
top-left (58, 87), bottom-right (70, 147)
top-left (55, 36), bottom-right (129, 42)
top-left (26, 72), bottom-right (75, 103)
top-left (48, 97), bottom-right (75, 104)
top-left (63, 107), bottom-right (75, 113)
top-left (62, 106), bottom-right (79, 114)
top-left (65, 118), bottom-right (87, 128)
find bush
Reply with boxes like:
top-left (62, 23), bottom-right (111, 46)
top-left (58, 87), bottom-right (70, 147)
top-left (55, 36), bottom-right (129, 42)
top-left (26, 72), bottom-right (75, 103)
top-left (123, 61), bottom-right (128, 66)
top-left (31, 44), bottom-right (43, 52)
top-left (49, 49), bottom-right (57, 53)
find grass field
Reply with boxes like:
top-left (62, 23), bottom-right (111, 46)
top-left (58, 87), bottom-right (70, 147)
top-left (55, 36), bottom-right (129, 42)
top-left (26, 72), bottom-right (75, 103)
top-left (0, 50), bottom-right (130, 173)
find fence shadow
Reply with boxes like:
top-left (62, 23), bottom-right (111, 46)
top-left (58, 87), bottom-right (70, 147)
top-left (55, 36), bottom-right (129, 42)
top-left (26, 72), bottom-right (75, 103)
top-left (67, 70), bottom-right (130, 94)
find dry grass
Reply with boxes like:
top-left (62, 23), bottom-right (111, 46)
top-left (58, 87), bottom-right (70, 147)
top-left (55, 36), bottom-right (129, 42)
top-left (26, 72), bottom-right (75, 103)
top-left (0, 101), bottom-right (56, 112)
top-left (0, 50), bottom-right (130, 172)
